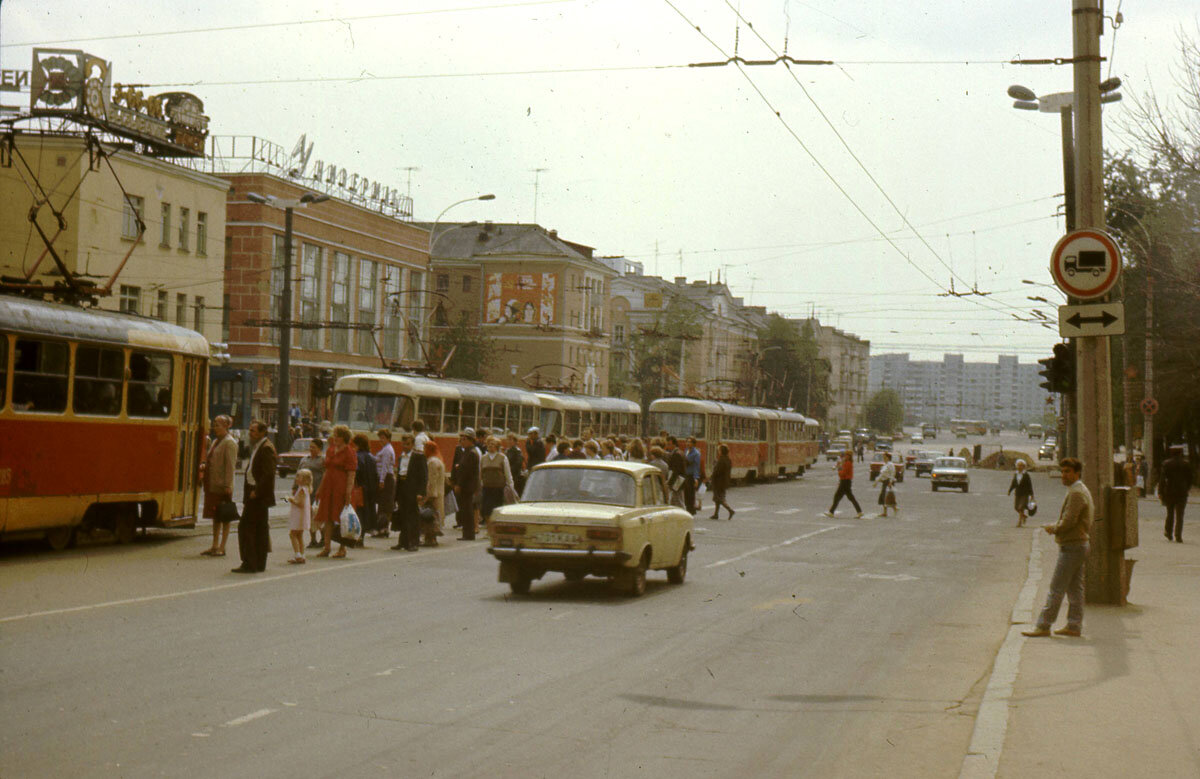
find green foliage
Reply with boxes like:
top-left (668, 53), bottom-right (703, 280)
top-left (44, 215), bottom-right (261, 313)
top-left (754, 315), bottom-right (830, 417)
top-left (430, 310), bottom-right (497, 379)
top-left (625, 297), bottom-right (703, 411)
top-left (866, 388), bottom-right (904, 433)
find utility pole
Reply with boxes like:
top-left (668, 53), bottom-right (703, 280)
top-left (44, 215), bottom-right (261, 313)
top-left (1072, 0), bottom-right (1120, 603)
top-left (1143, 258), bottom-right (1154, 484)
top-left (278, 205), bottom-right (294, 452)
top-left (1060, 106), bottom-right (1079, 458)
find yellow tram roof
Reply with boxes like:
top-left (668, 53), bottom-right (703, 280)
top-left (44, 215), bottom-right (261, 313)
top-left (0, 295), bottom-right (209, 357)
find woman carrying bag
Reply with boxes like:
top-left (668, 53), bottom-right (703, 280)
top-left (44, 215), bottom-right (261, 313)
top-left (877, 452), bottom-right (899, 518)
top-left (1008, 459), bottom-right (1035, 527)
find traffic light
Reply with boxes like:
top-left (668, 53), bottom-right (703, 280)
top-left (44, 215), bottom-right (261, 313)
top-left (1052, 341), bottom-right (1075, 393)
top-left (313, 368), bottom-right (336, 399)
top-left (1039, 342), bottom-right (1077, 394)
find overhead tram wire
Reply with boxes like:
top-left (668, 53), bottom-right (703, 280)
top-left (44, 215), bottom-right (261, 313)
top-left (0, 0), bottom-right (576, 48)
top-left (660, 0), bottom-right (1040, 327)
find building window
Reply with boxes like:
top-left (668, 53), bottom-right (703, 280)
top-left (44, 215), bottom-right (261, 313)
top-left (222, 293), bottom-right (230, 342)
top-left (196, 212), bottom-right (208, 255)
top-left (119, 285), bottom-right (141, 314)
top-left (462, 275), bottom-right (471, 293)
top-left (299, 244), bottom-right (324, 350)
top-left (122, 195), bottom-right (144, 240)
top-left (176, 293), bottom-right (187, 326)
top-left (178, 207), bottom-right (190, 250)
top-left (156, 290), bottom-right (168, 320)
top-left (330, 252), bottom-right (351, 352)
top-left (614, 324), bottom-right (625, 344)
top-left (436, 273), bottom-right (449, 293)
top-left (160, 202), bottom-right (171, 246)
top-left (193, 296), bottom-right (205, 332)
top-left (357, 259), bottom-right (377, 355)
top-left (406, 271), bottom-right (424, 361)
top-left (382, 269), bottom-right (402, 360)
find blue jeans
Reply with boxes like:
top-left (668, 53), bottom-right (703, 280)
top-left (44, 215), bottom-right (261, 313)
top-left (1037, 542), bottom-right (1089, 629)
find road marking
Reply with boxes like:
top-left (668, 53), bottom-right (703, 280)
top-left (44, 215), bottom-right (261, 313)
top-left (774, 508), bottom-right (802, 515)
top-left (752, 596), bottom-right (812, 611)
top-left (959, 530), bottom-right (1044, 779)
top-left (222, 708), bottom-right (276, 727)
top-left (704, 525), bottom-right (841, 569)
top-left (0, 542), bottom-right (480, 624)
top-left (551, 609), bottom-right (575, 621)
top-left (857, 573), bottom-right (918, 582)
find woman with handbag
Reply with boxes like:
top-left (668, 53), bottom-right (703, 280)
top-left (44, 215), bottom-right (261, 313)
top-left (1008, 459), bottom-right (1035, 527)
top-left (422, 440), bottom-right (446, 546)
top-left (201, 415), bottom-right (239, 557)
top-left (479, 436), bottom-right (515, 529)
top-left (314, 425), bottom-right (357, 559)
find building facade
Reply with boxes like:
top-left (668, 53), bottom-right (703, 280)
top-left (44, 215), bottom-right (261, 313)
top-left (794, 318), bottom-right (870, 431)
top-left (0, 134), bottom-right (229, 344)
top-left (868, 352), bottom-right (1048, 427)
top-left (429, 222), bottom-right (616, 395)
top-left (222, 172), bottom-right (430, 425)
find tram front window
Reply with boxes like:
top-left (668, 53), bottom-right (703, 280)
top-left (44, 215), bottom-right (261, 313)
top-left (651, 411), bottom-right (704, 438)
top-left (333, 393), bottom-right (415, 430)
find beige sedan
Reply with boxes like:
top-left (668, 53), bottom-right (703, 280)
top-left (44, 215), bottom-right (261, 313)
top-left (486, 461), bottom-right (694, 596)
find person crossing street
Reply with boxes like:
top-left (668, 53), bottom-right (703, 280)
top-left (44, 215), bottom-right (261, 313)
top-left (825, 450), bottom-right (863, 518)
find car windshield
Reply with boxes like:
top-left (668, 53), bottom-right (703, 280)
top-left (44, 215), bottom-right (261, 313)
top-left (936, 458), bottom-right (967, 469)
top-left (522, 468), bottom-right (637, 507)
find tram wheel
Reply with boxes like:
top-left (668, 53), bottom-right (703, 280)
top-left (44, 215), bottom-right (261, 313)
top-left (114, 512), bottom-right (137, 545)
top-left (45, 527), bottom-right (75, 551)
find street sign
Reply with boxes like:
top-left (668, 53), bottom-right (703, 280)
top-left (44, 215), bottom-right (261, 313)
top-left (1140, 398), bottom-right (1158, 416)
top-left (1057, 302), bottom-right (1125, 337)
top-left (1050, 229), bottom-right (1122, 299)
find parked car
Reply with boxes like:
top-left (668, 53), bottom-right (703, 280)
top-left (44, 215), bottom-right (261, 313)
top-left (486, 461), bottom-right (693, 596)
top-left (913, 451), bottom-right (939, 477)
top-left (825, 445), bottom-right (849, 462)
top-left (930, 457), bottom-right (970, 492)
top-left (868, 452), bottom-right (905, 482)
top-left (910, 433), bottom-right (924, 445)
top-left (277, 437), bottom-right (318, 476)
top-left (874, 440), bottom-right (893, 453)
top-left (903, 449), bottom-right (919, 469)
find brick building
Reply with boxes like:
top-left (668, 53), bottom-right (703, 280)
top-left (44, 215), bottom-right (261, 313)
top-left (222, 172), bottom-right (430, 425)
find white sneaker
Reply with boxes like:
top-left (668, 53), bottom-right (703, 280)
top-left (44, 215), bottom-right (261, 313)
top-left (856, 512), bottom-right (864, 518)
top-left (823, 511), bottom-right (835, 518)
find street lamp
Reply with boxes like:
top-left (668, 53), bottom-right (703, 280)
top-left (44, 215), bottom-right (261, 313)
top-left (428, 194), bottom-right (496, 257)
top-left (246, 190), bottom-right (331, 452)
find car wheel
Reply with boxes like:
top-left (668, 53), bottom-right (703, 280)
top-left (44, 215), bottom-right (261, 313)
top-left (563, 571), bottom-right (586, 582)
top-left (45, 526), bottom-right (75, 551)
top-left (624, 551), bottom-right (649, 597)
top-left (667, 544), bottom-right (688, 584)
top-left (509, 577), bottom-right (532, 595)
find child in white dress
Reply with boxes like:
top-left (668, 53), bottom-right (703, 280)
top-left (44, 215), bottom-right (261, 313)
top-left (288, 469), bottom-right (313, 563)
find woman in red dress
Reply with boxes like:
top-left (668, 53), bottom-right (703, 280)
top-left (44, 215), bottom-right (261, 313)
top-left (315, 425), bottom-right (357, 558)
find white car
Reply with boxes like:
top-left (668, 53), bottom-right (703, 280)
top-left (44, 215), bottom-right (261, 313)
top-left (930, 457), bottom-right (970, 492)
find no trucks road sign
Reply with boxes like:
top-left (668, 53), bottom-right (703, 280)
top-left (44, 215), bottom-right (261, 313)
top-left (1050, 229), bottom-right (1122, 300)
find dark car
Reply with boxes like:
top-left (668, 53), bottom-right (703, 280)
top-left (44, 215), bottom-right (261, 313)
top-left (277, 437), bottom-right (318, 476)
top-left (913, 451), bottom-right (939, 477)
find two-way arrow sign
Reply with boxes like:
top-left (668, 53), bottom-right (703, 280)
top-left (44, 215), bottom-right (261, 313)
top-left (1058, 302), bottom-right (1125, 337)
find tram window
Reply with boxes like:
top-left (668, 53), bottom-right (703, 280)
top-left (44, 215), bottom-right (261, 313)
top-left (443, 400), bottom-right (460, 432)
top-left (0, 337), bottom-right (6, 408)
top-left (127, 351), bottom-right (172, 417)
top-left (334, 392), bottom-right (395, 428)
top-left (460, 400), bottom-right (475, 431)
top-left (74, 346), bottom-right (123, 416)
top-left (13, 338), bottom-right (68, 413)
top-left (493, 403), bottom-right (508, 432)
top-left (539, 408), bottom-right (560, 437)
top-left (518, 404), bottom-right (531, 432)
top-left (393, 396), bottom-right (415, 430)
top-left (417, 396), bottom-right (442, 433)
top-left (476, 402), bottom-right (491, 434)
top-left (565, 410), bottom-right (580, 439)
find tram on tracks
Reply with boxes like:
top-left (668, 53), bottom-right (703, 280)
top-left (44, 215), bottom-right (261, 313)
top-left (0, 296), bottom-right (210, 548)
top-left (648, 397), bottom-right (820, 481)
top-left (331, 373), bottom-right (641, 458)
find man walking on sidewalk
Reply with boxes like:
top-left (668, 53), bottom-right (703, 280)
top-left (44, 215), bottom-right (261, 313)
top-left (1159, 445), bottom-right (1192, 543)
top-left (825, 450), bottom-right (864, 518)
top-left (1023, 457), bottom-right (1094, 638)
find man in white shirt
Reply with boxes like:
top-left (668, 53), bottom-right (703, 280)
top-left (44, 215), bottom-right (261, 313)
top-left (374, 429), bottom-right (396, 539)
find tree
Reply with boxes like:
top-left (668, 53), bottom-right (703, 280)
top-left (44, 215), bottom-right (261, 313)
top-left (865, 389), bottom-right (904, 433)
top-left (754, 314), bottom-right (830, 417)
top-left (429, 310), bottom-right (497, 380)
top-left (625, 297), bottom-right (703, 415)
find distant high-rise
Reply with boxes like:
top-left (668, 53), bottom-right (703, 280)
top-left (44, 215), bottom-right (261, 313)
top-left (868, 353), bottom-right (1049, 427)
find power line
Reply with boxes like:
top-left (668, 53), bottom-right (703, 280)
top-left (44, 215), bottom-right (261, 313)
top-left (1, 0), bottom-right (575, 48)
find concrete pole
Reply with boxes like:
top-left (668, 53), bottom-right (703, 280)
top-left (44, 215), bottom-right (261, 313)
top-left (1060, 107), bottom-right (1078, 459)
top-left (1143, 265), bottom-right (1154, 483)
top-left (275, 206), bottom-right (294, 453)
top-left (1072, 0), bottom-right (1120, 603)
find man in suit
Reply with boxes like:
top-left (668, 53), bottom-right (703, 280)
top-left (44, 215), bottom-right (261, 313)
top-left (234, 419), bottom-right (276, 573)
top-left (505, 432), bottom-right (526, 496)
top-left (390, 432), bottom-right (428, 552)
top-left (666, 436), bottom-right (688, 509)
top-left (452, 428), bottom-right (481, 540)
top-left (526, 427), bottom-right (547, 470)
top-left (1160, 445), bottom-right (1193, 543)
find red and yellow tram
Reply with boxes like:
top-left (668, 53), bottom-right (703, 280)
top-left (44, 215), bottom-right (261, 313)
top-left (332, 373), bottom-right (642, 460)
top-left (648, 397), bottom-right (820, 481)
top-left (0, 297), bottom-right (209, 548)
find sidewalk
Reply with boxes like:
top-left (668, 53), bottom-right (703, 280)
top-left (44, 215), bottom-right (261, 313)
top-left (998, 496), bottom-right (1200, 776)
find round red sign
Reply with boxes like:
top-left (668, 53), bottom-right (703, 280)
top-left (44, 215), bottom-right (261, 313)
top-left (1050, 229), bottom-right (1122, 299)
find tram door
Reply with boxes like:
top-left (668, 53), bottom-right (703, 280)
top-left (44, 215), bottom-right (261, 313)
top-left (175, 357), bottom-right (206, 523)
top-left (765, 419), bottom-right (778, 476)
top-left (704, 414), bottom-right (720, 469)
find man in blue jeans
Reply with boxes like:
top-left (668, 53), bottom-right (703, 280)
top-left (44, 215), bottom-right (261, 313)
top-left (1023, 457), bottom-right (1094, 638)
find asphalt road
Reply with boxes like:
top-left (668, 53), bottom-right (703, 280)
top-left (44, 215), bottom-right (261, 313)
top-left (0, 432), bottom-right (1067, 778)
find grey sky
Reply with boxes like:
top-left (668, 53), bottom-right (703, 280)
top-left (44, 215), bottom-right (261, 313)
top-left (3, 0), bottom-right (1195, 360)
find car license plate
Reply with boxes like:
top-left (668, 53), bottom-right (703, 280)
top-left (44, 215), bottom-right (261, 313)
top-left (532, 531), bottom-right (577, 545)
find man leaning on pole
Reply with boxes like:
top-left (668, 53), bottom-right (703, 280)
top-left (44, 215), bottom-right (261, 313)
top-left (1023, 457), bottom-right (1094, 638)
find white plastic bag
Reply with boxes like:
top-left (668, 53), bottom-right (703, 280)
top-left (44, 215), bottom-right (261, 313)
top-left (338, 504), bottom-right (362, 542)
top-left (697, 483), bottom-right (708, 498)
